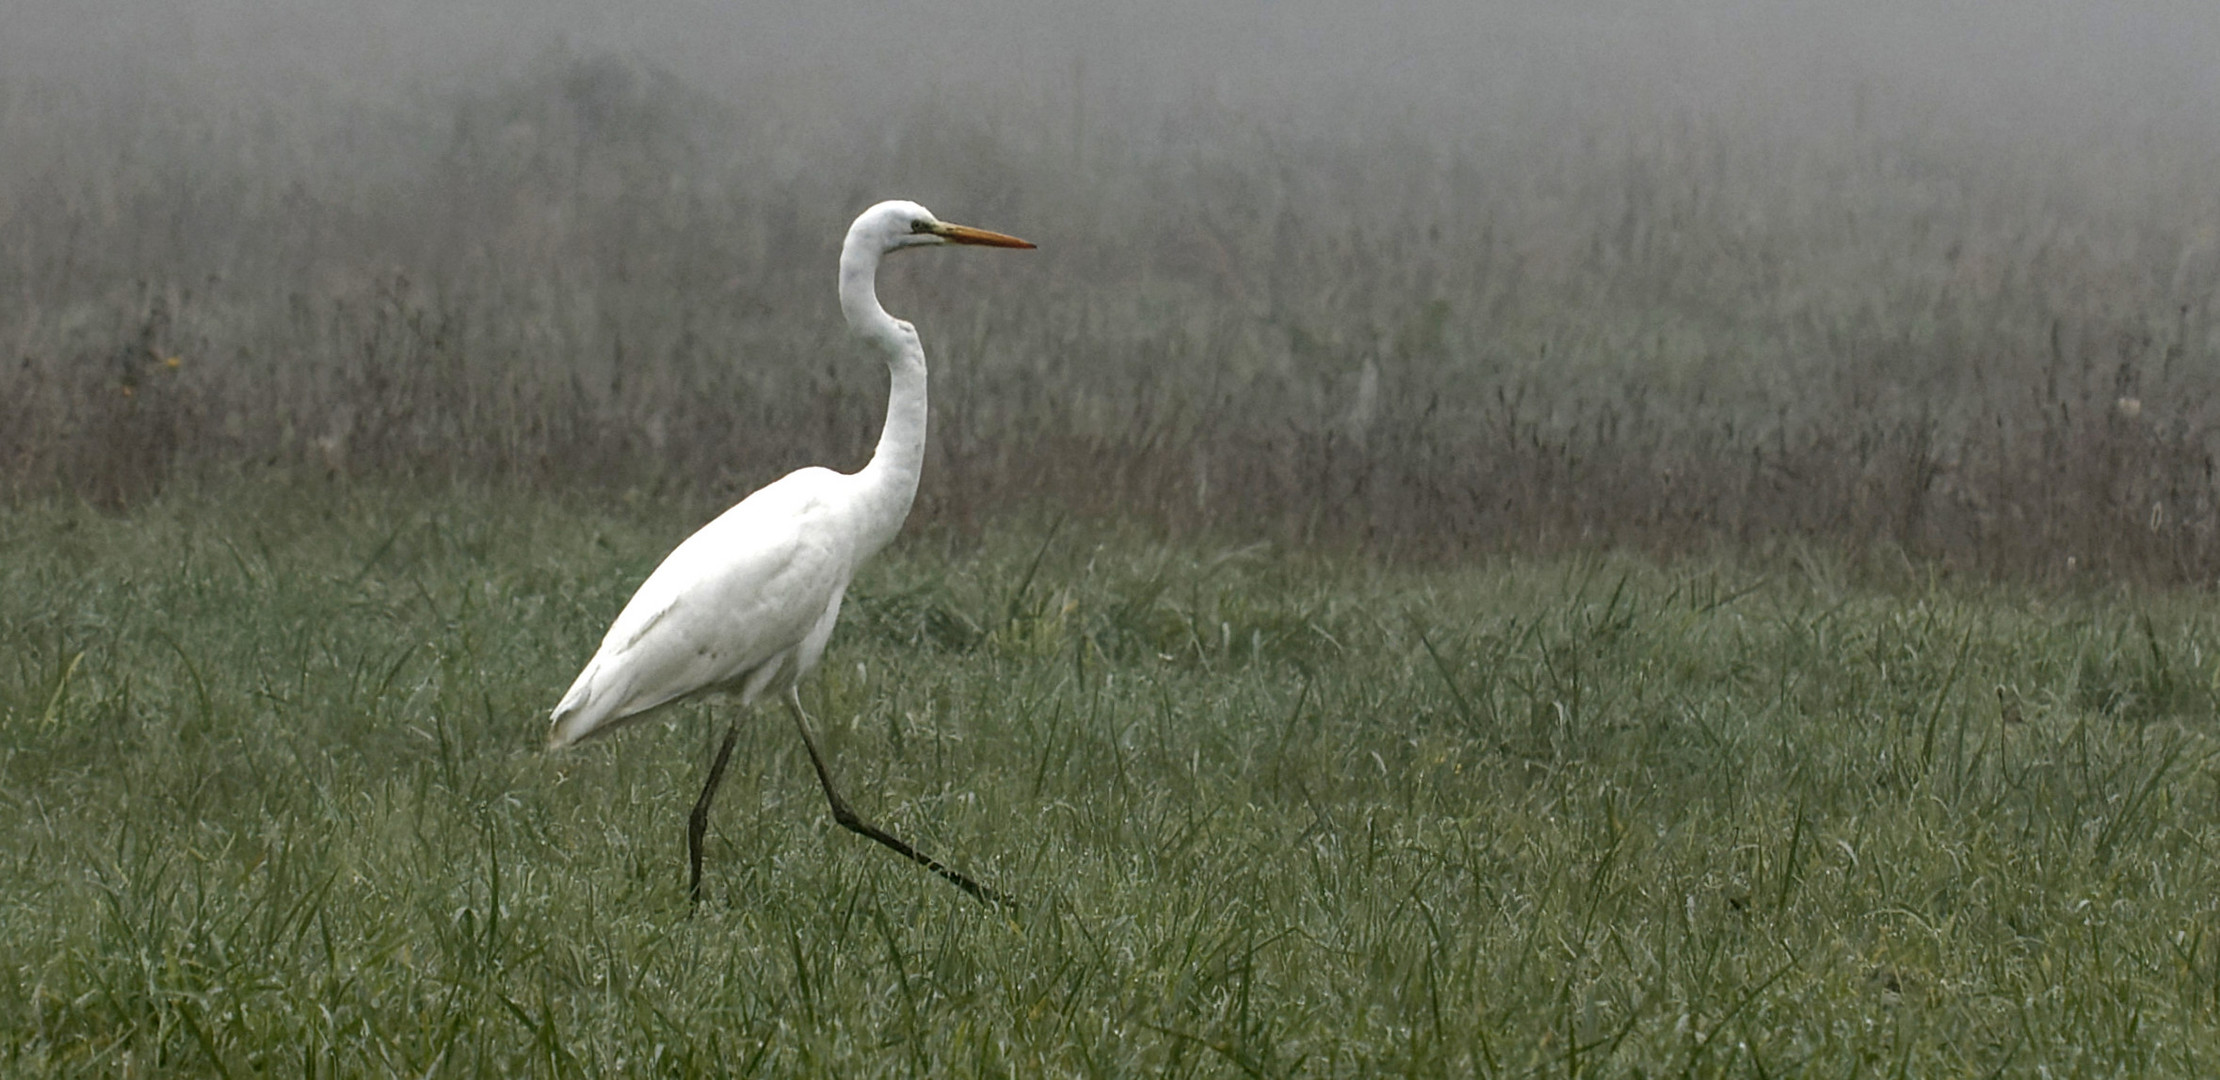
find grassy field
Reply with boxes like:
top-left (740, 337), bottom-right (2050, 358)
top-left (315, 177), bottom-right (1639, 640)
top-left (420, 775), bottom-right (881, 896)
top-left (4, 479), bottom-right (2219, 1075)
top-left (9, 6), bottom-right (2220, 1074)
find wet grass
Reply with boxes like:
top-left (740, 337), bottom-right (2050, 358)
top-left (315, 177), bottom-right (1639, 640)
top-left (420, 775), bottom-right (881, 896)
top-left (4, 478), bottom-right (2220, 1075)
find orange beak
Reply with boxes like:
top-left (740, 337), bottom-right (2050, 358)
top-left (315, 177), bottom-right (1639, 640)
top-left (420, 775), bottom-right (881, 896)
top-left (927, 221), bottom-right (1036, 249)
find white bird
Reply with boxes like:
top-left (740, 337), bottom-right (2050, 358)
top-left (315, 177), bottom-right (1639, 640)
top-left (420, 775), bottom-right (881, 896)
top-left (547, 200), bottom-right (1033, 907)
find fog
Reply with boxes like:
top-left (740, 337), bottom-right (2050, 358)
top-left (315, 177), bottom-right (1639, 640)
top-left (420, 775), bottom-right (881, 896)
top-left (6, 0), bottom-right (2220, 576)
top-left (11, 0), bottom-right (2219, 150)
top-left (12, 0), bottom-right (2218, 254)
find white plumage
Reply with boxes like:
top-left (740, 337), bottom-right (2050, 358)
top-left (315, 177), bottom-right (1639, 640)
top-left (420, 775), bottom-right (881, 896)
top-left (549, 467), bottom-right (858, 748)
top-left (546, 200), bottom-right (1032, 907)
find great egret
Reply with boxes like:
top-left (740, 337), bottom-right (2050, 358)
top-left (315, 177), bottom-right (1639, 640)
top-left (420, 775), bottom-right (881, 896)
top-left (547, 200), bottom-right (1032, 908)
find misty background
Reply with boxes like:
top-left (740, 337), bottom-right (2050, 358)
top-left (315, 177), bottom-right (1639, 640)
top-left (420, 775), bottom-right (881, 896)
top-left (5, 0), bottom-right (2220, 578)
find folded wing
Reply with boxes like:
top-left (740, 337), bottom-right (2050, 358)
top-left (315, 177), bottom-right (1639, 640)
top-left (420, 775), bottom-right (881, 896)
top-left (548, 468), bottom-right (852, 747)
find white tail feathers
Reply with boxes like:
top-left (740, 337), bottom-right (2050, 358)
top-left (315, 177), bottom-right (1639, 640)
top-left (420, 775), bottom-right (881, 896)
top-left (547, 661), bottom-right (614, 749)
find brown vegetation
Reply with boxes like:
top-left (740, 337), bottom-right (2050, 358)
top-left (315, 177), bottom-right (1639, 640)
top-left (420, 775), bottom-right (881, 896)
top-left (4, 49), bottom-right (2217, 581)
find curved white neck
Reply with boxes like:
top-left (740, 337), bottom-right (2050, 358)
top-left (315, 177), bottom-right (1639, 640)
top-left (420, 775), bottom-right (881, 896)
top-left (839, 229), bottom-right (928, 555)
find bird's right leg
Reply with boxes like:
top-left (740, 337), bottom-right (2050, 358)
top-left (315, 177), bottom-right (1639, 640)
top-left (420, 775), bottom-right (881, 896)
top-left (784, 689), bottom-right (1013, 910)
top-left (687, 720), bottom-right (743, 907)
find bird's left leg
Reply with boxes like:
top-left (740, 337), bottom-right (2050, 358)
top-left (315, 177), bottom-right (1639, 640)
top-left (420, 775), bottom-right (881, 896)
top-left (687, 720), bottom-right (743, 907)
top-left (784, 688), bottom-right (1013, 909)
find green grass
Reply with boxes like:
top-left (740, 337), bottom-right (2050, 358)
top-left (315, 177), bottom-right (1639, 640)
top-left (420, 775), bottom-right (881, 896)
top-left (4, 479), bottom-right (2220, 1075)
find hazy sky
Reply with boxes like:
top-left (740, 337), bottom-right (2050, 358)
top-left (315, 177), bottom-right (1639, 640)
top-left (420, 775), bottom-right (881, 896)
top-left (7, 0), bottom-right (2217, 155)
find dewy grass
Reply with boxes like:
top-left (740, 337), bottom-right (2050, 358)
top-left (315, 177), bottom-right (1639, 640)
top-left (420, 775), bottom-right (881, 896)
top-left (3, 479), bottom-right (2219, 1074)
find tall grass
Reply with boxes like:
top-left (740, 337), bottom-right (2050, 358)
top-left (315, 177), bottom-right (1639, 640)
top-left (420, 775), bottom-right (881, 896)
top-left (3, 479), bottom-right (2219, 1073)
top-left (3, 48), bottom-right (2219, 579)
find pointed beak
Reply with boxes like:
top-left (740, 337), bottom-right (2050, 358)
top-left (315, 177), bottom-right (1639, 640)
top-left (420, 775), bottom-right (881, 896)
top-left (926, 221), bottom-right (1036, 249)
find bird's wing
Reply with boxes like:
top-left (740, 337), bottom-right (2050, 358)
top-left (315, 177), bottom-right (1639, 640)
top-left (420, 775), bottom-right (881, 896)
top-left (549, 468), bottom-right (852, 746)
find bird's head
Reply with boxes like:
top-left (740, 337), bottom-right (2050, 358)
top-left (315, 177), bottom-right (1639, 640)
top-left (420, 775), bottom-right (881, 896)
top-left (854, 199), bottom-right (1035, 255)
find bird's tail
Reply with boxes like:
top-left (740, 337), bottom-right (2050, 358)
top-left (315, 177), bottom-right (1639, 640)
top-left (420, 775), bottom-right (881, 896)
top-left (546, 661), bottom-right (612, 749)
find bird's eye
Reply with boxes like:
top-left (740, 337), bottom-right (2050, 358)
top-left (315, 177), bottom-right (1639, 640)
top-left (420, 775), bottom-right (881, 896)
top-left (909, 219), bottom-right (930, 233)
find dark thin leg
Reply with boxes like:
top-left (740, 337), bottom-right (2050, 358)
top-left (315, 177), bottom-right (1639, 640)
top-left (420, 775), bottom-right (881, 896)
top-left (688, 721), bottom-right (743, 907)
top-left (784, 691), bottom-right (1014, 910)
